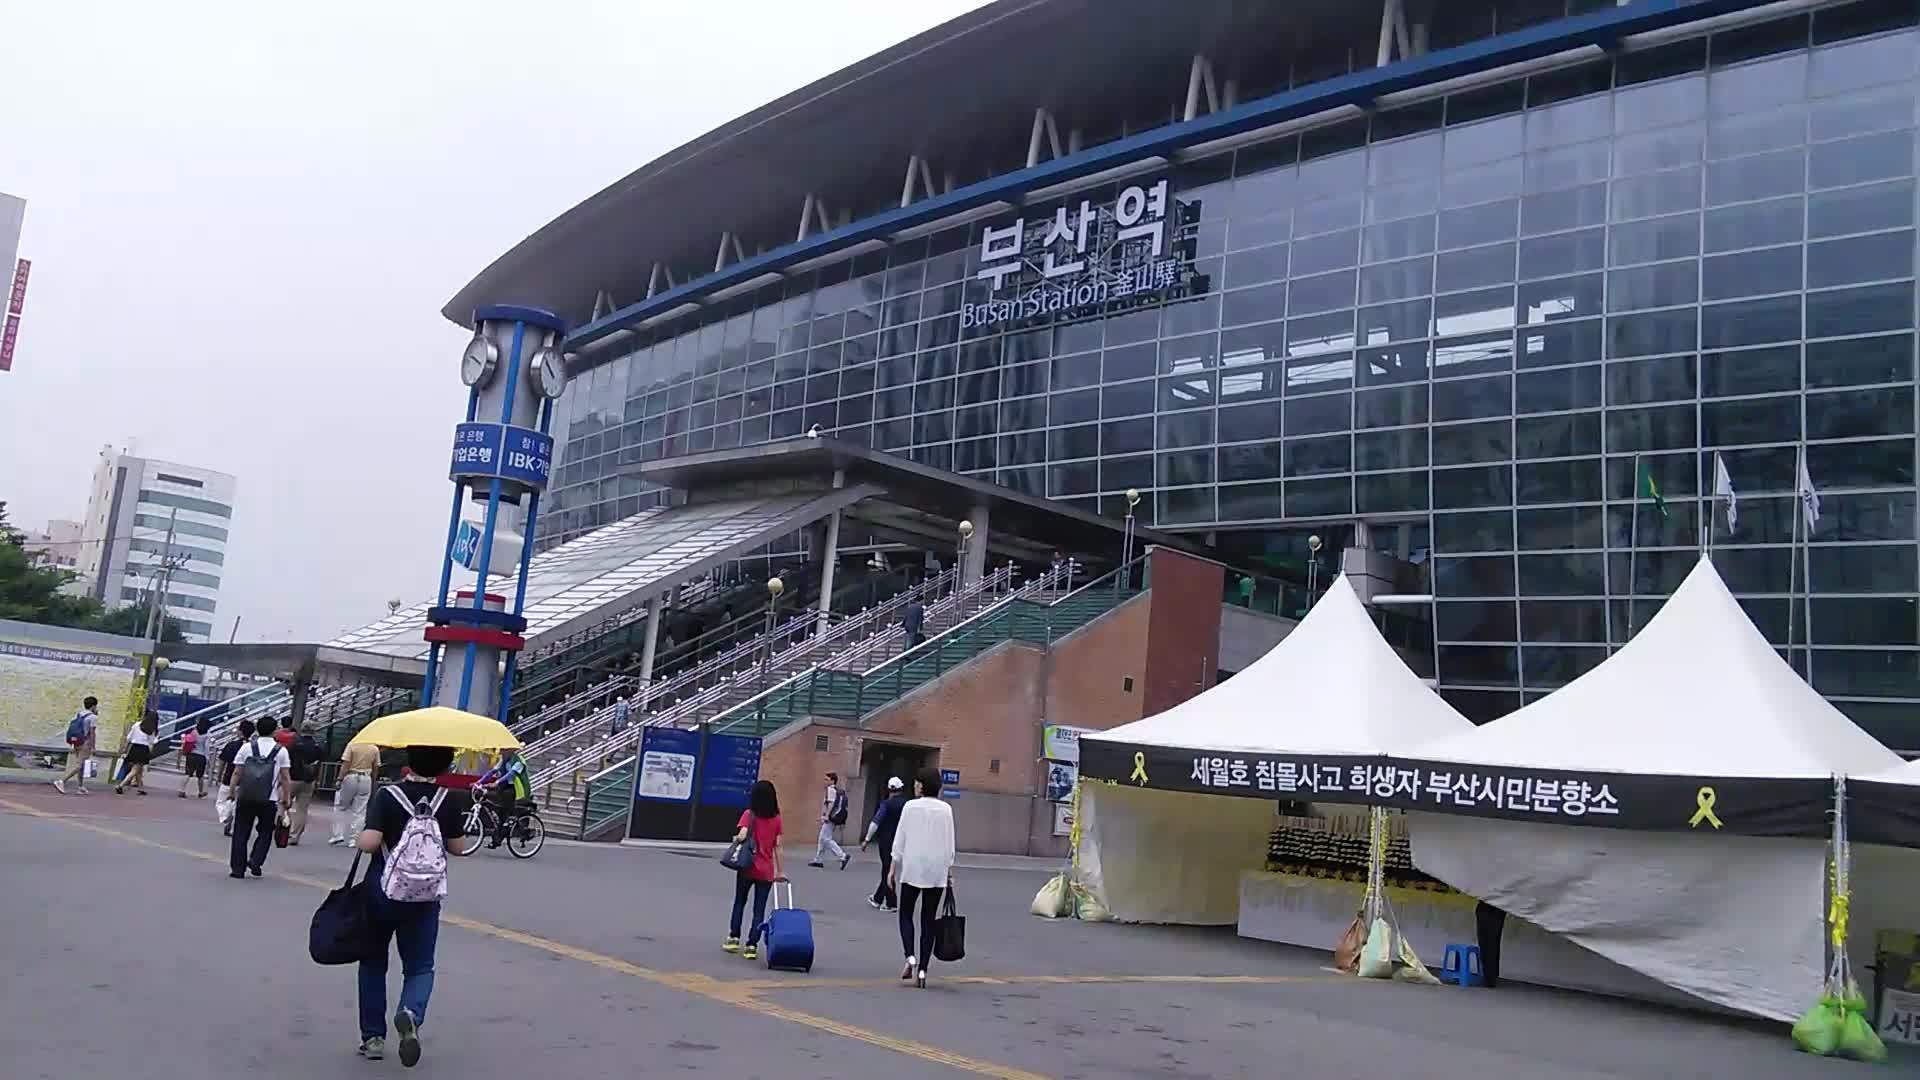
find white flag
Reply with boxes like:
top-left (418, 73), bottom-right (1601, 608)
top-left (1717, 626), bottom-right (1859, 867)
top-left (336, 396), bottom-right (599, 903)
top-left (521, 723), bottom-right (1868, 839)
top-left (1796, 448), bottom-right (1822, 532)
top-left (1713, 452), bottom-right (1738, 533)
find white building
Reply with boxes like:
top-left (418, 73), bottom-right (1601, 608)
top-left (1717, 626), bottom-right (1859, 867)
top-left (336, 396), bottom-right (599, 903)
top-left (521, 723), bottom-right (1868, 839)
top-left (75, 448), bottom-right (238, 689)
top-left (20, 518), bottom-right (81, 570)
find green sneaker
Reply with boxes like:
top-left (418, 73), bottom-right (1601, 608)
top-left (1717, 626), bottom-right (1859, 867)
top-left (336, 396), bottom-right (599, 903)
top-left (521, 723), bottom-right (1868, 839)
top-left (722, 936), bottom-right (740, 953)
top-left (741, 943), bottom-right (758, 960)
top-left (358, 1037), bottom-right (384, 1060)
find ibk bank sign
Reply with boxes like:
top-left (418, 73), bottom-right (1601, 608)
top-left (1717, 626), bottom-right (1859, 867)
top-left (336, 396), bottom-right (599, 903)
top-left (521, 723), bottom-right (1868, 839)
top-left (960, 178), bottom-right (1198, 331)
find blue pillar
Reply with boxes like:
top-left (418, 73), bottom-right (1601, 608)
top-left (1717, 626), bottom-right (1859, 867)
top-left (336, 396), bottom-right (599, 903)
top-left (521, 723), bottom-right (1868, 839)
top-left (428, 305), bottom-right (569, 720)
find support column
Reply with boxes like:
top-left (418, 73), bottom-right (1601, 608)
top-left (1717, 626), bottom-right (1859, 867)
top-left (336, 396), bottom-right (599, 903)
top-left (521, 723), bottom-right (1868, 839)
top-left (962, 503), bottom-right (991, 588)
top-left (637, 594), bottom-right (664, 694)
top-left (816, 511), bottom-right (842, 633)
top-left (289, 679), bottom-right (311, 733)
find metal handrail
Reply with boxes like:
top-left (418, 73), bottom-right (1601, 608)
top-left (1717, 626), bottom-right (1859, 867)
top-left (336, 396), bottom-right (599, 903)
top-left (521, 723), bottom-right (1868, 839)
top-left (830, 564), bottom-right (1004, 670)
top-left (854, 561), bottom-right (1065, 678)
top-left (154, 681), bottom-right (285, 743)
top-left (519, 568), bottom-right (960, 781)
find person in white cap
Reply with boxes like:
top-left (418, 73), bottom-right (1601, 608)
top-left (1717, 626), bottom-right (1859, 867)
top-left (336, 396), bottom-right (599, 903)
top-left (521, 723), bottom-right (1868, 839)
top-left (860, 776), bottom-right (909, 910)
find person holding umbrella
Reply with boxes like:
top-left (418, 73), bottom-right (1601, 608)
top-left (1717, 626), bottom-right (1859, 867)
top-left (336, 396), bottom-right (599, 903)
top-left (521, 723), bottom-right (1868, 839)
top-left (344, 706), bottom-right (511, 1067)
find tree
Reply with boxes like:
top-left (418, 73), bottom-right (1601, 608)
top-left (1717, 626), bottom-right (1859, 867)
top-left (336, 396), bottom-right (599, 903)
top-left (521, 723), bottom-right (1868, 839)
top-left (0, 500), bottom-right (104, 627)
top-left (88, 602), bottom-right (189, 643)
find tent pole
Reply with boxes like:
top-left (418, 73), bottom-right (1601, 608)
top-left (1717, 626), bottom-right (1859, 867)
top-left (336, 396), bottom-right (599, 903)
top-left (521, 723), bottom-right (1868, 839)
top-left (1786, 487), bottom-right (1800, 673)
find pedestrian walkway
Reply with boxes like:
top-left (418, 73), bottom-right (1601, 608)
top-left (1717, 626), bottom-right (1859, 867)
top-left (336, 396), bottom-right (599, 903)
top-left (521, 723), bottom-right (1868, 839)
top-left (0, 788), bottom-right (1878, 1079)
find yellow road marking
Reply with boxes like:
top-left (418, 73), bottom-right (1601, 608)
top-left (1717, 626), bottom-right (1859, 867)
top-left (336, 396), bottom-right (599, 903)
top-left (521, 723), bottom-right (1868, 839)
top-left (0, 798), bottom-right (1058, 1079)
top-left (733, 973), bottom-right (1345, 991)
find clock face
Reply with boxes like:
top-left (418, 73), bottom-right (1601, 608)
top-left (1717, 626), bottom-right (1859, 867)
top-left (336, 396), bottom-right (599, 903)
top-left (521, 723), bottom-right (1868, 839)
top-left (461, 335), bottom-right (497, 387)
top-left (532, 348), bottom-right (568, 398)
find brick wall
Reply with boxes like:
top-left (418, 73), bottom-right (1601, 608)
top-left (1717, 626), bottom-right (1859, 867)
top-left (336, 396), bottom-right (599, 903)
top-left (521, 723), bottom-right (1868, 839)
top-left (753, 582), bottom-right (1208, 857)
top-left (1140, 547), bottom-right (1225, 716)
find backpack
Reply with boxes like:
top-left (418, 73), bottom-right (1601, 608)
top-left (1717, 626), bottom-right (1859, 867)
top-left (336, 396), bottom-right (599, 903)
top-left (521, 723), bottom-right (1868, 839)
top-left (237, 738), bottom-right (280, 803)
top-left (181, 730), bottom-right (199, 756)
top-left (379, 787), bottom-right (449, 902)
top-left (289, 735), bottom-right (321, 783)
top-left (829, 787), bottom-right (848, 826)
top-left (65, 712), bottom-right (90, 744)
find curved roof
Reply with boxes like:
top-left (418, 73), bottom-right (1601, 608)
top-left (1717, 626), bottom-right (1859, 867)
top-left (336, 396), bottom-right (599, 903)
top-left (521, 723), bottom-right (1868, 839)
top-left (446, 0), bottom-right (1745, 334)
top-left (444, 0), bottom-right (1403, 328)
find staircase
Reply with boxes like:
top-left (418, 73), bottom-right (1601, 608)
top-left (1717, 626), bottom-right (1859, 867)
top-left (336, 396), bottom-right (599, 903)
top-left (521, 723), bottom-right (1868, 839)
top-left (144, 682), bottom-right (417, 779)
top-left (533, 565), bottom-right (1028, 838)
top-left (556, 561), bottom-right (1135, 841)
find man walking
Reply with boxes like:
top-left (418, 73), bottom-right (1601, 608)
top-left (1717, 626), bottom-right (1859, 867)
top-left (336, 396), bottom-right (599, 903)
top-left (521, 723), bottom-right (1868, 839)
top-left (53, 696), bottom-right (99, 795)
top-left (809, 771), bottom-right (850, 869)
top-left (227, 716), bottom-right (290, 878)
top-left (331, 737), bottom-right (379, 846)
top-left (861, 775), bottom-right (909, 910)
top-left (902, 599), bottom-right (926, 650)
top-left (285, 725), bottom-right (323, 845)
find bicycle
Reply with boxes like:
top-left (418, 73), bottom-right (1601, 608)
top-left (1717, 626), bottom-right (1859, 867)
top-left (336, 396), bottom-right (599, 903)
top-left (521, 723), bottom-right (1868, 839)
top-left (448, 788), bottom-right (546, 859)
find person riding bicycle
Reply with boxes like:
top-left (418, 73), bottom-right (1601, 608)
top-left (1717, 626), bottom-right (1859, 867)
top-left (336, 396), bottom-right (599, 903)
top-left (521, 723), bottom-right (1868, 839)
top-left (472, 749), bottom-right (532, 848)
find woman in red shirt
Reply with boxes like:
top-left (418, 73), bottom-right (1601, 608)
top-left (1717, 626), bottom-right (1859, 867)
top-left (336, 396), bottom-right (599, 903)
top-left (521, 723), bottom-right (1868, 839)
top-left (724, 780), bottom-right (785, 959)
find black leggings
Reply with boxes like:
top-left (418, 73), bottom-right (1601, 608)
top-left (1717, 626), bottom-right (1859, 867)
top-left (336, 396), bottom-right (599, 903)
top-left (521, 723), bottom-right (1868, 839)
top-left (898, 884), bottom-right (945, 968)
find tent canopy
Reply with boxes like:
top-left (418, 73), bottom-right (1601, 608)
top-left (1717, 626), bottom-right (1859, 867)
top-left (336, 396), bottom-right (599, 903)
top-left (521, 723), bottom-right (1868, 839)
top-left (1080, 575), bottom-right (1470, 794)
top-left (1088, 574), bottom-right (1470, 758)
top-left (1412, 554), bottom-right (1899, 780)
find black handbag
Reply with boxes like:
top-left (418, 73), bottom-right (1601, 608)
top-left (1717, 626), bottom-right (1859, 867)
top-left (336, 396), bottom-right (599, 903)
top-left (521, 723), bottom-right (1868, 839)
top-left (309, 851), bottom-right (373, 965)
top-left (720, 829), bottom-right (756, 873)
top-left (932, 886), bottom-right (966, 963)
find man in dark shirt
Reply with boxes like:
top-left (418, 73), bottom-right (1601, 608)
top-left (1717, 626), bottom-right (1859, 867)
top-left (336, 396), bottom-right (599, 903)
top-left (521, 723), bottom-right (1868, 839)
top-left (355, 745), bottom-right (467, 1067)
top-left (860, 776), bottom-right (910, 911)
top-left (902, 600), bottom-right (926, 650)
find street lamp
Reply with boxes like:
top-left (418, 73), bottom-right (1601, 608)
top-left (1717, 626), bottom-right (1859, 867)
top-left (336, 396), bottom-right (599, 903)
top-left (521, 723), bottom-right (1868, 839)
top-left (760, 576), bottom-right (784, 693)
top-left (1119, 488), bottom-right (1142, 591)
top-left (1306, 534), bottom-right (1324, 608)
top-left (957, 519), bottom-right (974, 588)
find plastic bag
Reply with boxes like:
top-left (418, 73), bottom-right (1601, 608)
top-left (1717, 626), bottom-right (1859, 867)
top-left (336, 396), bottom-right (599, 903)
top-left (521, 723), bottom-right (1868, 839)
top-left (1332, 913), bottom-right (1367, 974)
top-left (1837, 990), bottom-right (1887, 1064)
top-left (1075, 886), bottom-right (1109, 923)
top-left (1358, 917), bottom-right (1395, 979)
top-left (1030, 874), bottom-right (1068, 918)
top-left (1393, 934), bottom-right (1441, 985)
top-left (1791, 993), bottom-right (1845, 1057)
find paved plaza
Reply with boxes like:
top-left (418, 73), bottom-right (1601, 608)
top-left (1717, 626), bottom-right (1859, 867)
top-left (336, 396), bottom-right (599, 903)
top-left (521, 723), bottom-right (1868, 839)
top-left (0, 784), bottom-right (1894, 1078)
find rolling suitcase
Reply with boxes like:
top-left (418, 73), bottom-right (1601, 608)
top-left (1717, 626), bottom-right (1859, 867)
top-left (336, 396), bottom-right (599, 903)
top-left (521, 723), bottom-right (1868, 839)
top-left (761, 880), bottom-right (814, 972)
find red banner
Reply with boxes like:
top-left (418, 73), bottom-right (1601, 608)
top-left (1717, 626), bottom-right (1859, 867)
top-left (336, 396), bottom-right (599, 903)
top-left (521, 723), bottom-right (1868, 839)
top-left (0, 314), bottom-right (17, 371)
top-left (7, 258), bottom-right (27, 316)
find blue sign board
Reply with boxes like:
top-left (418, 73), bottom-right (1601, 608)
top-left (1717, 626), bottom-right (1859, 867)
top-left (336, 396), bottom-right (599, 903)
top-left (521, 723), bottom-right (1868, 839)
top-left (449, 423), bottom-right (552, 492)
top-left (450, 520), bottom-right (484, 568)
top-left (941, 767), bottom-right (961, 799)
top-left (699, 733), bottom-right (763, 809)
top-left (499, 426), bottom-right (554, 490)
top-left (633, 727), bottom-right (700, 804)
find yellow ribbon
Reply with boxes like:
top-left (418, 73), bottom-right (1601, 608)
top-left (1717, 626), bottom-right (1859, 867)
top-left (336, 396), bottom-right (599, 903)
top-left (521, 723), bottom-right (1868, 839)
top-left (1830, 892), bottom-right (1851, 951)
top-left (1688, 786), bottom-right (1722, 829)
top-left (1129, 751), bottom-right (1149, 786)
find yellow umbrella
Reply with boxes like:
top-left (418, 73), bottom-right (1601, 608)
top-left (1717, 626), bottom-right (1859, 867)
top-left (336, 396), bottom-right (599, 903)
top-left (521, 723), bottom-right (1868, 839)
top-left (348, 706), bottom-right (521, 752)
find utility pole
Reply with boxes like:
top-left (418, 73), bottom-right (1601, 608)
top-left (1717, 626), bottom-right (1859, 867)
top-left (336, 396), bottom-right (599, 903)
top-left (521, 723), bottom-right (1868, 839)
top-left (144, 507), bottom-right (187, 640)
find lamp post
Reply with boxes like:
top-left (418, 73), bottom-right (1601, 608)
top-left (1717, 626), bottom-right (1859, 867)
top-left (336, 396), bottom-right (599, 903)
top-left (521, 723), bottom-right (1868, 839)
top-left (1119, 488), bottom-right (1141, 591)
top-left (760, 575), bottom-right (784, 694)
top-left (1306, 534), bottom-right (1324, 610)
top-left (957, 519), bottom-right (974, 589)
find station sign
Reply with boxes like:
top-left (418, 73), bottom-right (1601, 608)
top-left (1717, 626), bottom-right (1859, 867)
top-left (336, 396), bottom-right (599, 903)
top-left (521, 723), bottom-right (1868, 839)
top-left (960, 179), bottom-right (1200, 331)
top-left (449, 422), bottom-right (553, 492)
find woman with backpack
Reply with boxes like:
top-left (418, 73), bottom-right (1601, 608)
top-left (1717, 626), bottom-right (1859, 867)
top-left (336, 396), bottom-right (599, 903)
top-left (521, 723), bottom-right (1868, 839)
top-left (889, 766), bottom-right (957, 988)
top-left (115, 712), bottom-right (160, 795)
top-left (723, 779), bottom-right (784, 961)
top-left (178, 717), bottom-right (212, 798)
top-left (355, 744), bottom-right (465, 1067)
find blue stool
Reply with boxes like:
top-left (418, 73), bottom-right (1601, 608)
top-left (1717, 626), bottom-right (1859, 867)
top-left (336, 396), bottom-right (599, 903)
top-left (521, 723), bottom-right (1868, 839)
top-left (1441, 943), bottom-right (1485, 987)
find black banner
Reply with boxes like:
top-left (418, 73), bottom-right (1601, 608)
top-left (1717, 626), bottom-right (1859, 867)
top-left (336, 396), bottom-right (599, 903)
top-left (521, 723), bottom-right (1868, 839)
top-left (1850, 780), bottom-right (1920, 850)
top-left (1079, 739), bottom-right (1835, 839)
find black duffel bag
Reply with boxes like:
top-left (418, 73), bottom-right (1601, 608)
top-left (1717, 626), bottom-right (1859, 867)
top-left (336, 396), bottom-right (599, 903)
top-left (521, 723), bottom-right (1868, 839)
top-left (309, 851), bottom-right (374, 965)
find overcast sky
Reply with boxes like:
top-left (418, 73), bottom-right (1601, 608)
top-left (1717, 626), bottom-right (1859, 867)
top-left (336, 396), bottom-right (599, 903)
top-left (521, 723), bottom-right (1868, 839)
top-left (0, 0), bottom-right (987, 645)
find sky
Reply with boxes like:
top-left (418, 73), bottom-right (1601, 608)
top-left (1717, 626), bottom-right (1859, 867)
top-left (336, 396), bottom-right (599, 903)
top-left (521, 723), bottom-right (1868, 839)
top-left (0, 0), bottom-right (988, 645)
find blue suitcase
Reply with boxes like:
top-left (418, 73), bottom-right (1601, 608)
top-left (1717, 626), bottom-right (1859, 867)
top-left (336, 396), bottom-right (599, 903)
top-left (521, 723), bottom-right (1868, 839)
top-left (761, 881), bottom-right (814, 972)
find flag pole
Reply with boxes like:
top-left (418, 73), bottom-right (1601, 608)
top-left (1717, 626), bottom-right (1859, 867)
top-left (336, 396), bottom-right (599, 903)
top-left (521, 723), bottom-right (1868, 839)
top-left (1627, 452), bottom-right (1641, 640)
top-left (1801, 443), bottom-right (1816, 690)
top-left (1787, 450), bottom-right (1801, 673)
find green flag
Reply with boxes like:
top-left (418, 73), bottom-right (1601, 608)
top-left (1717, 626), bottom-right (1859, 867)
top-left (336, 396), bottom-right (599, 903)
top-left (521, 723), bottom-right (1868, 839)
top-left (1635, 459), bottom-right (1670, 520)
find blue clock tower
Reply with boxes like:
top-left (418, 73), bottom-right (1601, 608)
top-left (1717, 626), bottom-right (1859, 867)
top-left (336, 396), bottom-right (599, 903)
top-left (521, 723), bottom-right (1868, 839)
top-left (421, 304), bottom-right (569, 720)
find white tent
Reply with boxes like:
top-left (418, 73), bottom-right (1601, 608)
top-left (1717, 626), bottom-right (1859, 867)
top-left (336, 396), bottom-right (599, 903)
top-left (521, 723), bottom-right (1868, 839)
top-left (1077, 575), bottom-right (1471, 924)
top-left (1408, 554), bottom-right (1903, 1021)
top-left (1847, 758), bottom-right (1920, 983)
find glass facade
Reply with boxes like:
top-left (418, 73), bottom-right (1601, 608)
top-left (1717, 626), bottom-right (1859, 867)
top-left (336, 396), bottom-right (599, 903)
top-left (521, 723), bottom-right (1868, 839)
top-left (544, 3), bottom-right (1920, 747)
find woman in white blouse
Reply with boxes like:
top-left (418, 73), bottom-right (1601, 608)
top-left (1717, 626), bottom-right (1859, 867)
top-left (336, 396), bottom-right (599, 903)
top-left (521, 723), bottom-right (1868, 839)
top-left (888, 766), bottom-right (957, 988)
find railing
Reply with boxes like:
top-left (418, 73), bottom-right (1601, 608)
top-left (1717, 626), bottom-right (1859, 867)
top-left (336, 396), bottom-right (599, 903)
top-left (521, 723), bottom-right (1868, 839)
top-left (155, 681), bottom-right (285, 744)
top-left (712, 559), bottom-right (1134, 738)
top-left (829, 564), bottom-right (1009, 671)
top-left (525, 569), bottom-right (962, 793)
top-left (567, 561), bottom-right (1135, 840)
top-left (1222, 569), bottom-right (1317, 621)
